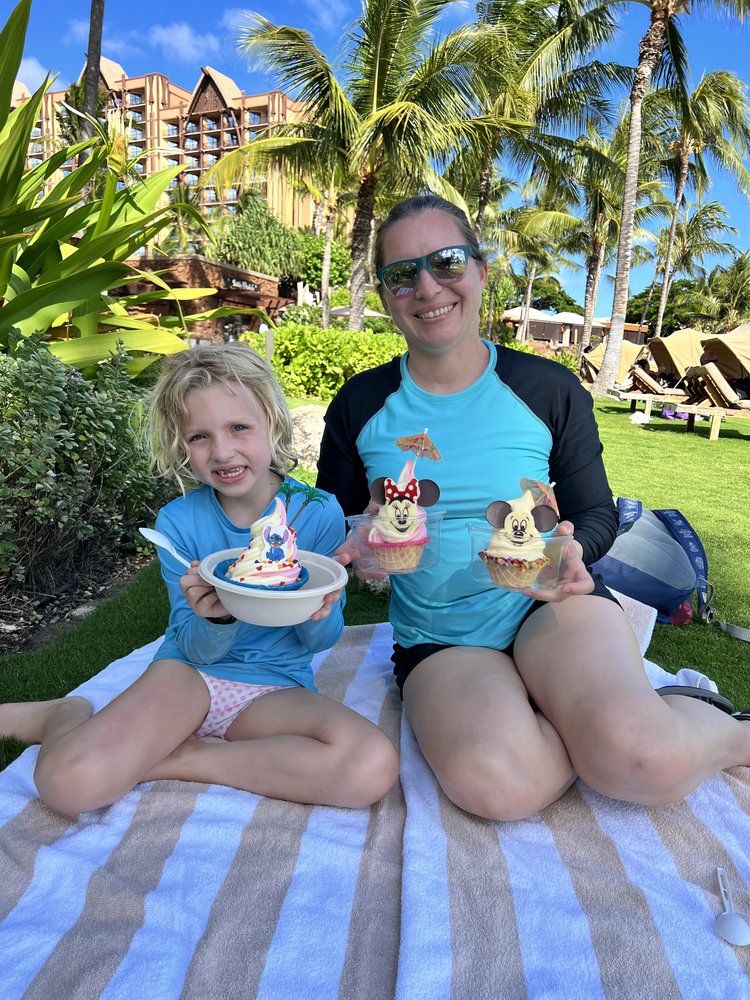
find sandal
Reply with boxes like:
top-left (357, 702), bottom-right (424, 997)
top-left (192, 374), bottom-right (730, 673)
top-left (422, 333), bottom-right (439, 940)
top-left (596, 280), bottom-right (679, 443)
top-left (655, 685), bottom-right (735, 715)
top-left (732, 711), bottom-right (750, 722)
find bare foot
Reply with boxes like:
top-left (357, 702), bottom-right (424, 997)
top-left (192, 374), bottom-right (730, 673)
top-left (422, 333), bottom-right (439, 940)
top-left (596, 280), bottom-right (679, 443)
top-left (0, 696), bottom-right (92, 745)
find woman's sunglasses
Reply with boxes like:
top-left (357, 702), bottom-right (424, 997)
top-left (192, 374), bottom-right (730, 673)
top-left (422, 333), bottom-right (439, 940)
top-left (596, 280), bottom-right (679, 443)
top-left (376, 245), bottom-right (480, 297)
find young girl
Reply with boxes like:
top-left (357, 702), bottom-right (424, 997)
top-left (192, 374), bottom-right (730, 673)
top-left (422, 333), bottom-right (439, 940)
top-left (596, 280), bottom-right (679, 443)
top-left (0, 343), bottom-right (398, 817)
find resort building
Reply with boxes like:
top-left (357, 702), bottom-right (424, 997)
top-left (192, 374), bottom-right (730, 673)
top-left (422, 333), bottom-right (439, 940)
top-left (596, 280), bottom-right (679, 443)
top-left (12, 56), bottom-right (312, 227)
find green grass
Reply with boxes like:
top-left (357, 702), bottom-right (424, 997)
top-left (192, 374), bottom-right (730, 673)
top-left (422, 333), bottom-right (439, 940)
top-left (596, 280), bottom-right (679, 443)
top-left (1, 397), bottom-right (748, 770)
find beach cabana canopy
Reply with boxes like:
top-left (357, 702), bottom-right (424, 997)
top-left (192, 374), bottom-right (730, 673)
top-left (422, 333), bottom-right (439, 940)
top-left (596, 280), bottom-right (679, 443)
top-left (700, 325), bottom-right (750, 380)
top-left (646, 328), bottom-right (707, 379)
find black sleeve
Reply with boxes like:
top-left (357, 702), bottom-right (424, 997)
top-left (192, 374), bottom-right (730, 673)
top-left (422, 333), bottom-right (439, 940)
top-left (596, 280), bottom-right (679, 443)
top-left (316, 358), bottom-right (403, 517)
top-left (498, 348), bottom-right (618, 565)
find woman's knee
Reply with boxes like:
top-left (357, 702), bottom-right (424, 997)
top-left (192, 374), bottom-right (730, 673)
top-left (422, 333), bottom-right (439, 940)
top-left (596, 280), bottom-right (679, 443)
top-left (435, 746), bottom-right (559, 821)
top-left (572, 715), bottom-right (689, 804)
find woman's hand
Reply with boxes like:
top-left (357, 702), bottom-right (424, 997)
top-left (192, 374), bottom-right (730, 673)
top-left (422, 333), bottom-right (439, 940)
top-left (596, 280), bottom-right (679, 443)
top-left (333, 502), bottom-right (390, 581)
top-left (520, 520), bottom-right (594, 603)
top-left (180, 561), bottom-right (232, 619)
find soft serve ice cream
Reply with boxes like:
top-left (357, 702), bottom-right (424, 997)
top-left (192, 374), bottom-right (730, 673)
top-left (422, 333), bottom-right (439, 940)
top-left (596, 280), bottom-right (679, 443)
top-left (367, 459), bottom-right (432, 571)
top-left (479, 486), bottom-right (558, 589)
top-left (226, 497), bottom-right (305, 588)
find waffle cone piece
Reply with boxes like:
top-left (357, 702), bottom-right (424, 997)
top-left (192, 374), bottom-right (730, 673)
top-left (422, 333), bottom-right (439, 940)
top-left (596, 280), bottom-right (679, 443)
top-left (480, 551), bottom-right (549, 590)
top-left (369, 538), bottom-right (428, 571)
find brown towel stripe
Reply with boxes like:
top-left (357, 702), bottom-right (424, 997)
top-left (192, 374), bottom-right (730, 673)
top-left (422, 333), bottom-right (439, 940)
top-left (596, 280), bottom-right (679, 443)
top-left (0, 800), bottom-right (73, 922)
top-left (22, 781), bottom-right (207, 1000)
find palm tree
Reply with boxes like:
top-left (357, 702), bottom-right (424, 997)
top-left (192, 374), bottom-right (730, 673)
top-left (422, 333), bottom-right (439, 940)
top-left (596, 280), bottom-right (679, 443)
top-left (592, 0), bottom-right (750, 395)
top-left (236, 1), bottom-right (508, 330)
top-left (658, 199), bottom-right (738, 303)
top-left (78, 0), bottom-right (105, 166)
top-left (688, 251), bottom-right (750, 331)
top-left (466, 0), bottom-right (627, 239)
top-left (651, 71), bottom-right (750, 338)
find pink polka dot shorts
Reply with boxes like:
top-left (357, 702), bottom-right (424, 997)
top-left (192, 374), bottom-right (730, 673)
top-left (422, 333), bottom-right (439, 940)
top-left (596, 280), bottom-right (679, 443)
top-left (195, 672), bottom-right (287, 739)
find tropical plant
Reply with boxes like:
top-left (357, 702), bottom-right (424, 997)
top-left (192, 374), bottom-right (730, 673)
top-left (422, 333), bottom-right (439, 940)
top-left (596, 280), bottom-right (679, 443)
top-left (235, 0), bottom-right (513, 330)
top-left (650, 72), bottom-right (750, 339)
top-left (214, 197), bottom-right (305, 278)
top-left (685, 251), bottom-right (750, 332)
top-left (592, 0), bottom-right (750, 395)
top-left (0, 0), bottom-right (263, 375)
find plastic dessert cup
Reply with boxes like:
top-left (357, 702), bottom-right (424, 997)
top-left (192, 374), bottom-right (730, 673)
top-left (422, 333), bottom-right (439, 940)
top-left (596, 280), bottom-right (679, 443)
top-left (199, 548), bottom-right (348, 626)
top-left (467, 525), bottom-right (576, 592)
top-left (347, 510), bottom-right (444, 575)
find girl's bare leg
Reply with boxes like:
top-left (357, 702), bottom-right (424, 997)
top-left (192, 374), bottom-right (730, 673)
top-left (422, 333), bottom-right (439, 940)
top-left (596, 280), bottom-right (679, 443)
top-left (402, 646), bottom-right (576, 821)
top-left (514, 596), bottom-right (750, 805)
top-left (0, 697), bottom-right (92, 745)
top-left (30, 659), bottom-right (209, 816)
top-left (145, 688), bottom-right (399, 809)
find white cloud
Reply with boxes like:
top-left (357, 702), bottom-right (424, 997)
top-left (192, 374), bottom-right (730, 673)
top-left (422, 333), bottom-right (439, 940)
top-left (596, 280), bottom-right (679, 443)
top-left (296, 0), bottom-right (352, 34)
top-left (64, 19), bottom-right (89, 45)
top-left (148, 23), bottom-right (221, 63)
top-left (17, 57), bottom-right (49, 91)
top-left (220, 8), bottom-right (248, 32)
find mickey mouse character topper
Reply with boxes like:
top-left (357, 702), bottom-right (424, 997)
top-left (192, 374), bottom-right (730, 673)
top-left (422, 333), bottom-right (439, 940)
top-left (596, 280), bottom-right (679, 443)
top-left (479, 481), bottom-right (560, 590)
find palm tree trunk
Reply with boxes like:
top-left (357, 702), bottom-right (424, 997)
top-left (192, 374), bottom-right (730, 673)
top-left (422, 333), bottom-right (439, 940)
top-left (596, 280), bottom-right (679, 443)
top-left (348, 173), bottom-right (378, 331)
top-left (519, 264), bottom-right (537, 343)
top-left (591, 3), bottom-right (669, 395)
top-left (579, 242), bottom-right (604, 357)
top-left (638, 265), bottom-right (661, 334)
top-left (653, 152), bottom-right (690, 339)
top-left (320, 205), bottom-right (334, 330)
top-left (474, 152), bottom-right (493, 240)
top-left (78, 0), bottom-right (105, 167)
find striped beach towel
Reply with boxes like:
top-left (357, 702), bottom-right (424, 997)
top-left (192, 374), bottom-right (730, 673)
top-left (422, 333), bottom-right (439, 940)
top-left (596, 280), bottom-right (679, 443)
top-left (1, 621), bottom-right (749, 999)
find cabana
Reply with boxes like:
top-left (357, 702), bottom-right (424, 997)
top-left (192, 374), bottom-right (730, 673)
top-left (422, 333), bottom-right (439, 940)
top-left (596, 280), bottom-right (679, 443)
top-left (645, 328), bottom-right (708, 382)
top-left (700, 325), bottom-right (750, 381)
top-left (581, 340), bottom-right (642, 385)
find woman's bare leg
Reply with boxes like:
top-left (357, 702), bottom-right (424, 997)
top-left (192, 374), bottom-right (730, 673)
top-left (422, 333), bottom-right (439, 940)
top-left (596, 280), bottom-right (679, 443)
top-left (514, 596), bottom-right (750, 805)
top-left (402, 646), bottom-right (576, 820)
top-left (145, 688), bottom-right (399, 808)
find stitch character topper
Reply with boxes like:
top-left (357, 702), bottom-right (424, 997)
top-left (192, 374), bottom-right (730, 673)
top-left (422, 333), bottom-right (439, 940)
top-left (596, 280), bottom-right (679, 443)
top-left (478, 482), bottom-right (560, 590)
top-left (225, 497), bottom-right (306, 588)
top-left (365, 431), bottom-right (442, 572)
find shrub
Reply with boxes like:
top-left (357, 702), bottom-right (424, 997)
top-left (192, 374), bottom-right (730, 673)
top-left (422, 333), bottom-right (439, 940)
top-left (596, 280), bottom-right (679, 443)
top-left (0, 341), bottom-right (171, 597)
top-left (214, 198), bottom-right (305, 279)
top-left (299, 231), bottom-right (350, 289)
top-left (244, 324), bottom-right (404, 400)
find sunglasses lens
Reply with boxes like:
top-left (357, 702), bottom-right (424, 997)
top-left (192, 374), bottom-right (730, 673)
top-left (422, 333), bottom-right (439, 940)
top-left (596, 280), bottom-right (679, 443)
top-left (381, 260), bottom-right (418, 295)
top-left (428, 247), bottom-right (468, 281)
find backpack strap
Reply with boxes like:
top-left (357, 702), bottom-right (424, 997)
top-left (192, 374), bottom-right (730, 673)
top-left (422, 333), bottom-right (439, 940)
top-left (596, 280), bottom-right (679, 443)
top-left (653, 509), bottom-right (750, 642)
top-left (614, 497), bottom-right (643, 536)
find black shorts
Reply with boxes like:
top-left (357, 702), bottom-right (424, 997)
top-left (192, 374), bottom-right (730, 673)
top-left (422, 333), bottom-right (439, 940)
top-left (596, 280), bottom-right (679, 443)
top-left (390, 574), bottom-right (620, 696)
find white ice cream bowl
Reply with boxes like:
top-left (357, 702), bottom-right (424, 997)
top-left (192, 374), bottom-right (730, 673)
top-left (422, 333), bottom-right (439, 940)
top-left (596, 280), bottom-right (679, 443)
top-left (199, 548), bottom-right (348, 627)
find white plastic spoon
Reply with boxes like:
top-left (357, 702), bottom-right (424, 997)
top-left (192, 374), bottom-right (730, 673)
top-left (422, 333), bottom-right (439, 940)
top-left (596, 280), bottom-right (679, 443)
top-left (139, 527), bottom-right (192, 569)
top-left (716, 867), bottom-right (750, 947)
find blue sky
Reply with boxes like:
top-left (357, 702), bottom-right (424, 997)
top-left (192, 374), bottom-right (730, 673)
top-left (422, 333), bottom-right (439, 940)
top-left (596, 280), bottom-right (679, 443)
top-left (9, 0), bottom-right (750, 311)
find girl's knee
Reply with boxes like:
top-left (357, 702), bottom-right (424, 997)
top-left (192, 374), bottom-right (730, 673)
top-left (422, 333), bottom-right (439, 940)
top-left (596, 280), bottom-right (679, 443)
top-left (34, 746), bottom-right (119, 816)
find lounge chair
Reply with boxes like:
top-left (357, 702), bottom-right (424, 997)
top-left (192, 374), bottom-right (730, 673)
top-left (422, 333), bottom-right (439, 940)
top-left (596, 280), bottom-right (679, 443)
top-left (685, 363), bottom-right (750, 413)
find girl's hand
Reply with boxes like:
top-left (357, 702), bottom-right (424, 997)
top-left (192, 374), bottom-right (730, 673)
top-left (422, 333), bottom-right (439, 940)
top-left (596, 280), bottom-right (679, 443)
top-left (180, 561), bottom-right (232, 619)
top-left (520, 520), bottom-right (594, 603)
top-left (309, 586), bottom-right (344, 621)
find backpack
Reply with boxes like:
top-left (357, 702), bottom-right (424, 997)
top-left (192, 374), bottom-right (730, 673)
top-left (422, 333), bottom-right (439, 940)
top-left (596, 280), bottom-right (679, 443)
top-left (591, 498), bottom-right (750, 641)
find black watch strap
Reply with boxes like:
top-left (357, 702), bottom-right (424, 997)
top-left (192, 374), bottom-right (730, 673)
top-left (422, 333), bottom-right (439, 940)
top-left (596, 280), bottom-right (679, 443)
top-left (206, 615), bottom-right (237, 625)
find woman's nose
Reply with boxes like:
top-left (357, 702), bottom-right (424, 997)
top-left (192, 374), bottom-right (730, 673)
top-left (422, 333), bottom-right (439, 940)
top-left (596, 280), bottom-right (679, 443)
top-left (414, 264), bottom-right (441, 297)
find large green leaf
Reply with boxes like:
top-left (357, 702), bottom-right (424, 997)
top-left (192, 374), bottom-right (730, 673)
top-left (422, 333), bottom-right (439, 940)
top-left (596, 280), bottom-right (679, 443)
top-left (47, 328), bottom-right (187, 367)
top-left (0, 0), bottom-right (31, 134)
top-left (0, 76), bottom-right (49, 210)
top-left (0, 262), bottom-right (133, 344)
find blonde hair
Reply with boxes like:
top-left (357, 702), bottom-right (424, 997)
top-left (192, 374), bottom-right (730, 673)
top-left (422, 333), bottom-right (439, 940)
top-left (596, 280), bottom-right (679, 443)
top-left (147, 342), bottom-right (297, 494)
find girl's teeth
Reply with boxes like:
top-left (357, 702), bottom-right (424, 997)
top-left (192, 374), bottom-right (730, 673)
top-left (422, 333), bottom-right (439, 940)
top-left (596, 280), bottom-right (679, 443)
top-left (217, 467), bottom-right (243, 478)
top-left (417, 304), bottom-right (454, 319)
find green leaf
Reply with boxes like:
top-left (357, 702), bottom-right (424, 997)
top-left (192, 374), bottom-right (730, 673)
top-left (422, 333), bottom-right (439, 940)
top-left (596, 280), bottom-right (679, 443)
top-left (47, 329), bottom-right (187, 367)
top-left (0, 262), bottom-right (133, 344)
top-left (0, 0), bottom-right (31, 134)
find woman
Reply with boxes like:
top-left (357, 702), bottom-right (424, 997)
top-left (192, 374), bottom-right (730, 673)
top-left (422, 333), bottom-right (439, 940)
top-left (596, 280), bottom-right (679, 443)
top-left (317, 194), bottom-right (750, 821)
